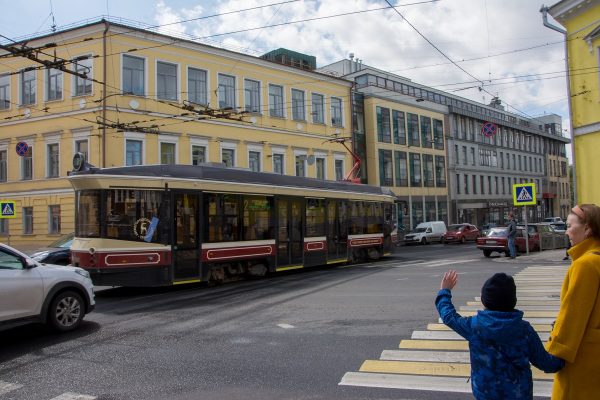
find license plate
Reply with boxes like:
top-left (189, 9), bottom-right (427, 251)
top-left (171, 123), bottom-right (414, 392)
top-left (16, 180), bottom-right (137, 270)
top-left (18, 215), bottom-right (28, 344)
top-left (486, 240), bottom-right (497, 244)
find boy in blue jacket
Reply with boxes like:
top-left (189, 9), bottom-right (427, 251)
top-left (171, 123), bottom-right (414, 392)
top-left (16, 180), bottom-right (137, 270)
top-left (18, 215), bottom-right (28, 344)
top-left (435, 270), bottom-right (564, 400)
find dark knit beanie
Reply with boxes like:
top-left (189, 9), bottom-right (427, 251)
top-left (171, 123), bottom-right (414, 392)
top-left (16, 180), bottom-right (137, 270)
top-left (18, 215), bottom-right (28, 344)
top-left (481, 273), bottom-right (517, 312)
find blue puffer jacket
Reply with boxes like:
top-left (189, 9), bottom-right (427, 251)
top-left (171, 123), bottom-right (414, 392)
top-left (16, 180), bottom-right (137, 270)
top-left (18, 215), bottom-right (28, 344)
top-left (435, 289), bottom-right (564, 400)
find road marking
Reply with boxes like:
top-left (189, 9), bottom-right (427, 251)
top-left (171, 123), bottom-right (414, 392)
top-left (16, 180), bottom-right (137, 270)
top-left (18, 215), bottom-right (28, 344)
top-left (438, 317), bottom-right (555, 324)
top-left (277, 323), bottom-right (295, 329)
top-left (419, 259), bottom-right (479, 268)
top-left (381, 349), bottom-right (470, 363)
top-left (455, 310), bottom-right (557, 318)
top-left (400, 339), bottom-right (468, 350)
top-left (466, 300), bottom-right (561, 306)
top-left (459, 305), bottom-right (559, 311)
top-left (359, 360), bottom-right (554, 380)
top-left (411, 330), bottom-right (549, 341)
top-left (427, 322), bottom-right (552, 332)
top-left (0, 381), bottom-right (22, 395)
top-left (339, 372), bottom-right (553, 397)
top-left (49, 393), bottom-right (97, 400)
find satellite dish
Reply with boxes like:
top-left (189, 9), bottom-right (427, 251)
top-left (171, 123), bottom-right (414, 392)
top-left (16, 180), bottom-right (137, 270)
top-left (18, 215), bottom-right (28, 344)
top-left (307, 155), bottom-right (316, 165)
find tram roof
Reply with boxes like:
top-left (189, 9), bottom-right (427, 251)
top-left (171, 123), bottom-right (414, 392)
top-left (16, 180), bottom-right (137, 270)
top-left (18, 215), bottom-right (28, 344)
top-left (70, 163), bottom-right (396, 198)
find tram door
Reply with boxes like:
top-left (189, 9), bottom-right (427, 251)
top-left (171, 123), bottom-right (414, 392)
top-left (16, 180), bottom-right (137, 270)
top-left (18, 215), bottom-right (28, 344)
top-left (327, 200), bottom-right (348, 260)
top-left (277, 198), bottom-right (303, 266)
top-left (172, 192), bottom-right (200, 282)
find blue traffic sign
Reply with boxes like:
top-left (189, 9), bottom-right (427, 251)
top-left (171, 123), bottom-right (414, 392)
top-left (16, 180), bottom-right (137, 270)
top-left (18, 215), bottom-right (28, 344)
top-left (0, 201), bottom-right (16, 218)
top-left (512, 183), bottom-right (536, 206)
top-left (16, 141), bottom-right (29, 157)
top-left (481, 122), bottom-right (497, 138)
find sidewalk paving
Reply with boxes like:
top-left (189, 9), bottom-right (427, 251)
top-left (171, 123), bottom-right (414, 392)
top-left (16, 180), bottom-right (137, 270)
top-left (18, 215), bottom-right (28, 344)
top-left (493, 248), bottom-right (570, 264)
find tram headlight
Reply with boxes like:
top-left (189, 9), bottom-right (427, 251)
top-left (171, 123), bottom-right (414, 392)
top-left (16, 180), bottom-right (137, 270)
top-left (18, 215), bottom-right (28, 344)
top-left (89, 247), bottom-right (96, 254)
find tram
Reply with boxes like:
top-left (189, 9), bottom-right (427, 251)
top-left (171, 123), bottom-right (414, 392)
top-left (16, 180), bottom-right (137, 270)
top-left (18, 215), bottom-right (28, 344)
top-left (68, 157), bottom-right (397, 286)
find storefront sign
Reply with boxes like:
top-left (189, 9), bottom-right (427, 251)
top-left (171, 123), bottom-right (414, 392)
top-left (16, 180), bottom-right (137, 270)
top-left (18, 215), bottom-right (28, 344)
top-left (488, 201), bottom-right (508, 207)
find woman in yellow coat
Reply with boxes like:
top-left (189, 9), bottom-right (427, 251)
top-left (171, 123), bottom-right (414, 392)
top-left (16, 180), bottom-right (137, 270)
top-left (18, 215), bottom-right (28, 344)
top-left (547, 204), bottom-right (600, 399)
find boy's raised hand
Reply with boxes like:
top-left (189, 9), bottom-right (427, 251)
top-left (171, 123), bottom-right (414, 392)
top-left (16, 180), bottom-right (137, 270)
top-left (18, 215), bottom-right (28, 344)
top-left (441, 270), bottom-right (458, 290)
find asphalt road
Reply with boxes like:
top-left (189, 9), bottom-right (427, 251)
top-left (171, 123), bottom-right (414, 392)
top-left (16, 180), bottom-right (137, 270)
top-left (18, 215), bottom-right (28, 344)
top-left (0, 242), bottom-right (565, 400)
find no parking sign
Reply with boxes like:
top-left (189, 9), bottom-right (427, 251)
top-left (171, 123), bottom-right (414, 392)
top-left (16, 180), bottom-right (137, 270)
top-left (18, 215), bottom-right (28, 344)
top-left (16, 141), bottom-right (29, 156)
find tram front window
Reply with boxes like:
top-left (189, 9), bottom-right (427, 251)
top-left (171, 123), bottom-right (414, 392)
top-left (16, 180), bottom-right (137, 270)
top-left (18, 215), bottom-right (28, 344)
top-left (105, 189), bottom-right (163, 242)
top-left (75, 190), bottom-right (101, 238)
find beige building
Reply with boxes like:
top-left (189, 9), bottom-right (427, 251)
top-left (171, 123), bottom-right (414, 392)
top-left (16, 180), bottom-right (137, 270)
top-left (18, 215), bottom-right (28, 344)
top-left (0, 20), bottom-right (354, 248)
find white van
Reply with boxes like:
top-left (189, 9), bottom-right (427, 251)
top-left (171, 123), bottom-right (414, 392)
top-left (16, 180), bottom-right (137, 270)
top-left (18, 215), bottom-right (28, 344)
top-left (403, 221), bottom-right (447, 245)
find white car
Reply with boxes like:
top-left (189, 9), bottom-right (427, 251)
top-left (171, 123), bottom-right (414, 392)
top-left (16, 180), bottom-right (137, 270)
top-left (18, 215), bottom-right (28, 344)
top-left (0, 242), bottom-right (95, 332)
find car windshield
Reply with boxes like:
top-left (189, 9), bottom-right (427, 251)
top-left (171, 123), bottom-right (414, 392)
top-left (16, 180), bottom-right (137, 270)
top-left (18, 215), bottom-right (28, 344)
top-left (413, 228), bottom-right (427, 233)
top-left (447, 225), bottom-right (463, 232)
top-left (48, 233), bottom-right (74, 248)
top-left (487, 228), bottom-right (508, 237)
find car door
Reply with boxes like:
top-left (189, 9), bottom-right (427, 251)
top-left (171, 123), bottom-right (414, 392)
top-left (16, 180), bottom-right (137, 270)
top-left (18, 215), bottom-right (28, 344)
top-left (0, 247), bottom-right (45, 321)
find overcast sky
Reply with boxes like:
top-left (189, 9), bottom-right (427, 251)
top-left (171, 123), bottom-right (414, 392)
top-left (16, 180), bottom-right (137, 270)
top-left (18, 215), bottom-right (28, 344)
top-left (0, 0), bottom-right (571, 157)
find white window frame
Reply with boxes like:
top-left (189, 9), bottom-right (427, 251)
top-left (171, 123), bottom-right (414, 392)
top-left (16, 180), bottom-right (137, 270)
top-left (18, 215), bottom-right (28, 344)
top-left (268, 83), bottom-right (285, 118)
top-left (244, 78), bottom-right (261, 114)
top-left (247, 144), bottom-right (263, 172)
top-left (294, 149), bottom-right (307, 177)
top-left (19, 68), bottom-right (36, 106)
top-left (45, 134), bottom-right (61, 178)
top-left (311, 92), bottom-right (325, 124)
top-left (330, 96), bottom-right (343, 127)
top-left (48, 204), bottom-right (61, 234)
top-left (187, 66), bottom-right (210, 105)
top-left (217, 73), bottom-right (236, 109)
top-left (334, 153), bottom-right (346, 181)
top-left (23, 206), bottom-right (33, 235)
top-left (20, 143), bottom-right (33, 180)
top-left (72, 129), bottom-right (91, 164)
top-left (190, 136), bottom-right (209, 165)
top-left (0, 142), bottom-right (8, 182)
top-left (314, 151), bottom-right (327, 180)
top-left (158, 134), bottom-right (179, 164)
top-left (156, 59), bottom-right (179, 101)
top-left (291, 88), bottom-right (305, 121)
top-left (121, 54), bottom-right (147, 96)
top-left (123, 131), bottom-right (146, 166)
top-left (45, 68), bottom-right (64, 102)
top-left (271, 146), bottom-right (286, 175)
top-left (72, 54), bottom-right (93, 97)
top-left (0, 73), bottom-right (11, 110)
top-left (220, 141), bottom-right (237, 167)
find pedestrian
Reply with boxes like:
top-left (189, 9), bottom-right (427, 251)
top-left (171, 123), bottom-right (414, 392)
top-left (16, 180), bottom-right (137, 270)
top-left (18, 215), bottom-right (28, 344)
top-left (436, 270), bottom-right (564, 400)
top-left (507, 212), bottom-right (517, 259)
top-left (547, 204), bottom-right (600, 399)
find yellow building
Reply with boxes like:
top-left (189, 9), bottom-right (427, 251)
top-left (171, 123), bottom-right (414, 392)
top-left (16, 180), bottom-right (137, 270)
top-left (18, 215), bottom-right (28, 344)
top-left (547, 0), bottom-right (600, 204)
top-left (0, 20), bottom-right (354, 248)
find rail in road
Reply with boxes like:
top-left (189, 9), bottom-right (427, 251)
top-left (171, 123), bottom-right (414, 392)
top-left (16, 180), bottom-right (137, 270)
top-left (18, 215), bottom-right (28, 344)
top-left (339, 264), bottom-right (568, 398)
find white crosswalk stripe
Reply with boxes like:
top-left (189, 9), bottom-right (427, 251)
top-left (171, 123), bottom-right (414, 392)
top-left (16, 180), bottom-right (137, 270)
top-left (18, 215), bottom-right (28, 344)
top-left (0, 381), bottom-right (22, 395)
top-left (340, 263), bottom-right (565, 397)
top-left (0, 381), bottom-right (95, 399)
top-left (49, 393), bottom-right (97, 400)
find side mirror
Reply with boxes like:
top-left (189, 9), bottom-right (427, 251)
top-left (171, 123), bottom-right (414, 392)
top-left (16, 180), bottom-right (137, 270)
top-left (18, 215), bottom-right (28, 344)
top-left (426, 228), bottom-right (432, 233)
top-left (23, 258), bottom-right (37, 269)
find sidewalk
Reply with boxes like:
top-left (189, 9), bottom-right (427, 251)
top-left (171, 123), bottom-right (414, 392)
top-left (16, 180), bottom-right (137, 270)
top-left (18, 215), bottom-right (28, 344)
top-left (493, 248), bottom-right (569, 263)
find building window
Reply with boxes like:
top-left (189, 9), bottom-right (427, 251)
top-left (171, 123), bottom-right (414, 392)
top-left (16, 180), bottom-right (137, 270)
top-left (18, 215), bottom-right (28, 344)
top-left (311, 93), bottom-right (324, 124)
top-left (335, 159), bottom-right (344, 181)
top-left (20, 69), bottom-right (36, 105)
top-left (420, 116), bottom-right (432, 148)
top-left (0, 219), bottom-right (8, 235)
top-left (411, 200), bottom-right (423, 227)
top-left (244, 79), bottom-right (260, 113)
top-left (48, 205), bottom-right (60, 234)
top-left (73, 56), bottom-right (92, 96)
top-left (464, 174), bottom-right (469, 194)
top-left (188, 67), bottom-right (207, 105)
top-left (158, 142), bottom-right (175, 164)
top-left (291, 89), bottom-right (305, 121)
top-left (407, 113), bottom-right (420, 146)
top-left (75, 139), bottom-right (88, 162)
top-left (495, 176), bottom-right (499, 194)
top-left (472, 175), bottom-right (478, 194)
top-left (435, 155), bottom-right (446, 187)
top-left (392, 110), bottom-right (406, 145)
top-left (423, 154), bottom-right (434, 187)
top-left (433, 119), bottom-right (444, 150)
top-left (269, 84), bottom-right (284, 117)
top-left (0, 73), bottom-right (10, 109)
top-left (331, 97), bottom-right (342, 126)
top-left (21, 146), bottom-right (32, 180)
top-left (454, 145), bottom-right (459, 164)
top-left (456, 174), bottom-right (461, 194)
top-left (157, 61), bottom-right (178, 101)
top-left (376, 107), bottom-right (391, 143)
top-left (125, 139), bottom-right (142, 166)
top-left (480, 175), bottom-right (485, 195)
top-left (47, 143), bottom-right (60, 178)
top-left (222, 148), bottom-right (235, 167)
top-left (0, 149), bottom-right (6, 182)
top-left (394, 151), bottom-right (408, 187)
top-left (218, 74), bottom-right (236, 109)
top-left (122, 55), bottom-right (145, 96)
top-left (488, 176), bottom-right (492, 195)
top-left (192, 145), bottom-right (206, 165)
top-left (295, 155), bottom-right (306, 177)
top-left (502, 177), bottom-right (506, 194)
top-left (249, 151), bottom-right (261, 172)
top-left (273, 153), bottom-right (284, 174)
top-left (379, 149), bottom-right (393, 186)
top-left (470, 148), bottom-right (476, 166)
top-left (409, 153), bottom-right (421, 186)
top-left (46, 68), bottom-right (63, 101)
top-left (316, 157), bottom-right (325, 179)
top-left (462, 146), bottom-right (467, 165)
top-left (23, 207), bottom-right (33, 234)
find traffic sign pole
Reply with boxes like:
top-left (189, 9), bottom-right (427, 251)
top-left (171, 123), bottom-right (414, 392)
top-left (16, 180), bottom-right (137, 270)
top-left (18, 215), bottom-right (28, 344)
top-left (524, 206), bottom-right (529, 255)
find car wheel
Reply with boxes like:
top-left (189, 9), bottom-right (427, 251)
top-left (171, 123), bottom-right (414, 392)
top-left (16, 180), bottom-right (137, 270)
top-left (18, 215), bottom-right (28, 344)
top-left (483, 250), bottom-right (492, 258)
top-left (48, 290), bottom-right (84, 332)
top-left (421, 237), bottom-right (427, 245)
top-left (460, 236), bottom-right (465, 244)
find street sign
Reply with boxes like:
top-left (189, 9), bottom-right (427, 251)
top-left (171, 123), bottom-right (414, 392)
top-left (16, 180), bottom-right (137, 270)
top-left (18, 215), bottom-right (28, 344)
top-left (16, 141), bottom-right (29, 157)
top-left (481, 122), bottom-right (497, 138)
top-left (0, 200), bottom-right (16, 218)
top-left (512, 183), bottom-right (536, 206)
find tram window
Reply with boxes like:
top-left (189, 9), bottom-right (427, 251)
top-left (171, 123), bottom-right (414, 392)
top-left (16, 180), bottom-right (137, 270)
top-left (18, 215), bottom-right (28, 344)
top-left (366, 202), bottom-right (383, 234)
top-left (75, 190), bottom-right (100, 238)
top-left (105, 189), bottom-right (163, 242)
top-left (350, 201), bottom-right (366, 235)
top-left (205, 193), bottom-right (239, 242)
top-left (306, 199), bottom-right (325, 237)
top-left (242, 196), bottom-right (273, 240)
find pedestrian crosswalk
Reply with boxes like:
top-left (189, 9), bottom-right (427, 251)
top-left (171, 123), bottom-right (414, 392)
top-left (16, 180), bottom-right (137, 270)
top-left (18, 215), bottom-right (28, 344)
top-left (339, 265), bottom-right (568, 397)
top-left (0, 382), bottom-right (95, 400)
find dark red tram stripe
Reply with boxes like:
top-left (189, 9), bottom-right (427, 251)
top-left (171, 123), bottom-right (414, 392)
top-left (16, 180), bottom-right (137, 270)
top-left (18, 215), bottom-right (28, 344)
top-left (201, 245), bottom-right (276, 262)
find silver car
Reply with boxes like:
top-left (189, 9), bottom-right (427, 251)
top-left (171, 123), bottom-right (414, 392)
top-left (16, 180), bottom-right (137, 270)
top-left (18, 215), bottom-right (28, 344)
top-left (0, 242), bottom-right (95, 332)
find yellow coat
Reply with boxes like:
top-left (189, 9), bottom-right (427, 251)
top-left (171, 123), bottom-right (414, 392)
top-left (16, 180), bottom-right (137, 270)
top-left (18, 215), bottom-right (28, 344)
top-left (547, 237), bottom-right (600, 399)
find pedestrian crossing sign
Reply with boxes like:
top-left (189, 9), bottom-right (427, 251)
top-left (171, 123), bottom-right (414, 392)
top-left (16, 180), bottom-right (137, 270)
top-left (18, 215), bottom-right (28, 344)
top-left (0, 200), bottom-right (16, 218)
top-left (512, 183), bottom-right (536, 206)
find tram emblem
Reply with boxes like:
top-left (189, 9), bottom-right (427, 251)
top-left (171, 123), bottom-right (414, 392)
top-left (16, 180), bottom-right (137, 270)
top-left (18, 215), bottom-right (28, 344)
top-left (133, 218), bottom-right (151, 239)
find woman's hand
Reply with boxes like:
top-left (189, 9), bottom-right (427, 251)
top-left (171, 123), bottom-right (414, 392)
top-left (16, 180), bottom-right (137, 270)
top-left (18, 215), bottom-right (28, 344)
top-left (441, 270), bottom-right (458, 290)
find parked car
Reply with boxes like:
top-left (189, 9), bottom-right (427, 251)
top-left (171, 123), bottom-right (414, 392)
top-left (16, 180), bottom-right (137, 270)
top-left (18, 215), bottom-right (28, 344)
top-left (28, 232), bottom-right (74, 265)
top-left (403, 221), bottom-right (447, 245)
top-left (442, 224), bottom-right (480, 244)
top-left (0, 242), bottom-right (95, 332)
top-left (476, 226), bottom-right (537, 257)
top-left (550, 222), bottom-right (566, 233)
top-left (480, 223), bottom-right (498, 237)
top-left (544, 217), bottom-right (563, 223)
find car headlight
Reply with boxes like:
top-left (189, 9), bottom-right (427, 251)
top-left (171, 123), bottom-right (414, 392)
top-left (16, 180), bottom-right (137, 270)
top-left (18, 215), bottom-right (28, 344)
top-left (75, 268), bottom-right (91, 279)
top-left (31, 252), bottom-right (49, 261)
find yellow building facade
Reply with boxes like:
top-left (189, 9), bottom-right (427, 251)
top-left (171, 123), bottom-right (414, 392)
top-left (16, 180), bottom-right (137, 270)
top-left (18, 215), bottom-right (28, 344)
top-left (0, 21), bottom-right (353, 248)
top-left (548, 0), bottom-right (600, 204)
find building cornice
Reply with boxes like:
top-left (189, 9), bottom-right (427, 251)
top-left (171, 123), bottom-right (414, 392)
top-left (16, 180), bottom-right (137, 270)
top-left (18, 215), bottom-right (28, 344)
top-left (548, 0), bottom-right (598, 24)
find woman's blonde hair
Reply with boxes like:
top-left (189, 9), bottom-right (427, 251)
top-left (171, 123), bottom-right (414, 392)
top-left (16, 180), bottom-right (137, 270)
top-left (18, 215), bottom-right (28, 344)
top-left (573, 204), bottom-right (600, 239)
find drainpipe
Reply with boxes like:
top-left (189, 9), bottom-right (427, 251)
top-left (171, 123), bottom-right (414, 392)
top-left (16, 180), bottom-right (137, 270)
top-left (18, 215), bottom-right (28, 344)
top-left (102, 20), bottom-right (109, 168)
top-left (540, 5), bottom-right (577, 205)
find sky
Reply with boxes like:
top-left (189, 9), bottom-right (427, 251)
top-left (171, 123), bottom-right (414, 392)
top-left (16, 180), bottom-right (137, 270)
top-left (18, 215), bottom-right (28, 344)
top-left (0, 0), bottom-right (571, 158)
